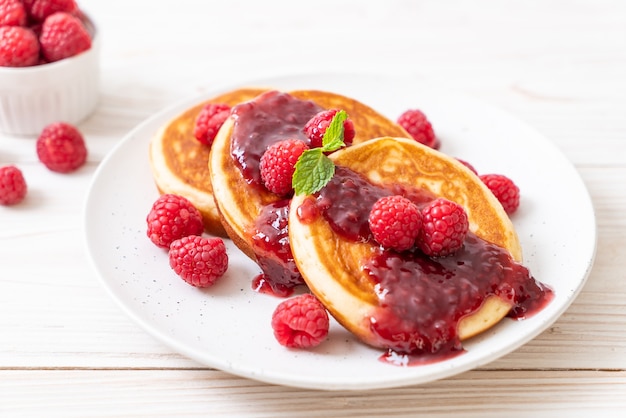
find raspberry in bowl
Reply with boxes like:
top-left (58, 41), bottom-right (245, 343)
top-left (0, 3), bottom-right (100, 135)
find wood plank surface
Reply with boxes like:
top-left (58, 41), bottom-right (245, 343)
top-left (1, 370), bottom-right (624, 417)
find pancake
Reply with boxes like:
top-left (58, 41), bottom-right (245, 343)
top-left (149, 88), bottom-right (268, 236)
top-left (209, 90), bottom-right (410, 260)
top-left (288, 136), bottom-right (544, 358)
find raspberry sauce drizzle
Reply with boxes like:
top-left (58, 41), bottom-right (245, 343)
top-left (250, 200), bottom-right (303, 297)
top-left (307, 166), bottom-right (554, 364)
top-left (231, 91), bottom-right (321, 296)
top-left (230, 90), bottom-right (322, 188)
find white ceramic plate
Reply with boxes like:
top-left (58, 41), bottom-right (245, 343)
top-left (84, 73), bottom-right (596, 390)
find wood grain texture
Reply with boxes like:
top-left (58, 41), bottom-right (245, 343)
top-left (1, 0), bottom-right (625, 416)
top-left (0, 370), bottom-right (624, 417)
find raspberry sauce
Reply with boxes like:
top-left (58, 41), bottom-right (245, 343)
top-left (231, 91), bottom-right (321, 296)
top-left (231, 90), bottom-right (322, 188)
top-left (304, 166), bottom-right (554, 364)
top-left (250, 199), bottom-right (303, 297)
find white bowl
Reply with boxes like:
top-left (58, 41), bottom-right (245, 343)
top-left (0, 15), bottom-right (100, 136)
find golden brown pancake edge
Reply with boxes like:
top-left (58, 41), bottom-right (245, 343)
top-left (148, 88), bottom-right (269, 236)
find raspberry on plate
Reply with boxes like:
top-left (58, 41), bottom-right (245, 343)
top-left (368, 195), bottom-right (422, 252)
top-left (0, 26), bottom-right (40, 67)
top-left (303, 109), bottom-right (355, 148)
top-left (271, 293), bottom-right (329, 349)
top-left (480, 173), bottom-right (520, 214)
top-left (259, 138), bottom-right (308, 196)
top-left (0, 165), bottom-right (27, 205)
top-left (169, 235), bottom-right (228, 287)
top-left (39, 11), bottom-right (91, 62)
top-left (417, 198), bottom-right (469, 257)
top-left (193, 103), bottom-right (231, 146)
top-left (0, 0), bottom-right (28, 27)
top-left (397, 109), bottom-right (439, 149)
top-left (146, 193), bottom-right (204, 249)
top-left (36, 122), bottom-right (87, 173)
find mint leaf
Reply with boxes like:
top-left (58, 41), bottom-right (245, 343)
top-left (321, 110), bottom-right (347, 152)
top-left (293, 148), bottom-right (335, 195)
top-left (292, 110), bottom-right (348, 195)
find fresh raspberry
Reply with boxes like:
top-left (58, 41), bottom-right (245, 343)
top-left (259, 139), bottom-right (308, 196)
top-left (271, 293), bottom-right (329, 349)
top-left (193, 103), bottom-right (231, 146)
top-left (417, 198), bottom-right (469, 257)
top-left (0, 165), bottom-right (27, 205)
top-left (368, 195), bottom-right (422, 252)
top-left (0, 0), bottom-right (28, 26)
top-left (36, 122), bottom-right (87, 173)
top-left (0, 26), bottom-right (39, 67)
top-left (168, 235), bottom-right (228, 287)
top-left (24, 0), bottom-right (77, 22)
top-left (303, 109), bottom-right (356, 148)
top-left (146, 193), bottom-right (204, 249)
top-left (480, 173), bottom-right (520, 214)
top-left (397, 109), bottom-right (438, 149)
top-left (39, 11), bottom-right (91, 62)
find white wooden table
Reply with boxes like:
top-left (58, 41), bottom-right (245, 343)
top-left (1, 0), bottom-right (625, 416)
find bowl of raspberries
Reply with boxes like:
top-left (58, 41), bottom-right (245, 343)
top-left (0, 0), bottom-right (99, 135)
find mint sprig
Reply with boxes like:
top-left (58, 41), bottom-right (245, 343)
top-left (293, 110), bottom-right (348, 195)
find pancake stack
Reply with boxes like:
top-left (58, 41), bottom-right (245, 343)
top-left (149, 87), bottom-right (551, 359)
